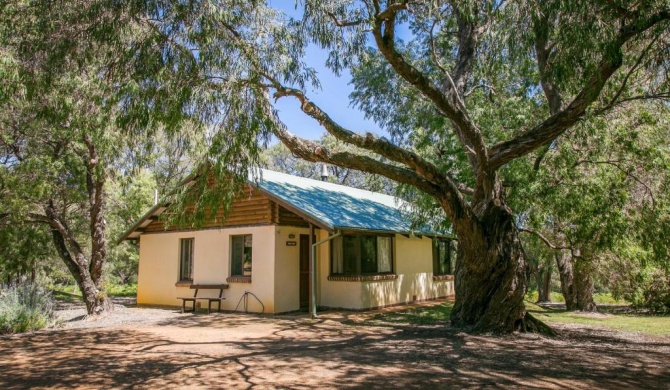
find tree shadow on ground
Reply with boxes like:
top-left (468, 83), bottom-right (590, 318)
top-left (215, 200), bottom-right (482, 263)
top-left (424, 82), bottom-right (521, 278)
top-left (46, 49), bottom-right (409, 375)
top-left (0, 312), bottom-right (668, 389)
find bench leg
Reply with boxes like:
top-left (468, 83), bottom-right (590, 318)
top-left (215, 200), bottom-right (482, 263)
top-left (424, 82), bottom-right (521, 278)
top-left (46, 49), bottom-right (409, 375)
top-left (182, 300), bottom-right (185, 314)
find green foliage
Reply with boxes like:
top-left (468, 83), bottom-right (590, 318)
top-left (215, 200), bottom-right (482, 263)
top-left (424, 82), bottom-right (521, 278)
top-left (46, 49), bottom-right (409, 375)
top-left (106, 284), bottom-right (137, 297)
top-left (0, 224), bottom-right (55, 283)
top-left (0, 282), bottom-right (58, 334)
top-left (614, 266), bottom-right (670, 313)
top-left (512, 101), bottom-right (670, 310)
top-left (525, 291), bottom-right (627, 305)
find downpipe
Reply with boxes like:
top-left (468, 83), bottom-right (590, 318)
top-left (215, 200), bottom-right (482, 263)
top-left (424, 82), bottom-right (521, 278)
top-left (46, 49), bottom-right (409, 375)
top-left (311, 230), bottom-right (341, 319)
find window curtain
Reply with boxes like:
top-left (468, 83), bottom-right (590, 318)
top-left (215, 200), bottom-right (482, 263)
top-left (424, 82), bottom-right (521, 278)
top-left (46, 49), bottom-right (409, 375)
top-left (377, 236), bottom-right (392, 273)
top-left (332, 235), bottom-right (343, 274)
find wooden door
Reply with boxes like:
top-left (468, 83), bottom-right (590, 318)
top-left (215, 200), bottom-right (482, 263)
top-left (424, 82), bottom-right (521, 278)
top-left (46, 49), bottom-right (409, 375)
top-left (299, 234), bottom-right (310, 309)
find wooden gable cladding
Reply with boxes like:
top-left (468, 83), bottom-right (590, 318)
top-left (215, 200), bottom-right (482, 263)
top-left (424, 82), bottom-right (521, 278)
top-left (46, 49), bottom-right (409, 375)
top-left (276, 205), bottom-right (310, 227)
top-left (143, 186), bottom-right (272, 233)
top-left (141, 185), bottom-right (310, 234)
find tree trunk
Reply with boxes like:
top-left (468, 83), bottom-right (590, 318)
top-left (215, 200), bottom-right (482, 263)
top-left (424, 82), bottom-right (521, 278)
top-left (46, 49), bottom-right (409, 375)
top-left (450, 199), bottom-right (531, 333)
top-left (555, 252), bottom-right (596, 311)
top-left (50, 227), bottom-right (110, 315)
top-left (537, 262), bottom-right (552, 303)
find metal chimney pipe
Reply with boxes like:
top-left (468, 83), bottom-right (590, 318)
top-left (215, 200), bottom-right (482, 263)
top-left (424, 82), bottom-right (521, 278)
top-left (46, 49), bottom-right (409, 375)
top-left (154, 189), bottom-right (159, 205)
top-left (320, 164), bottom-right (329, 181)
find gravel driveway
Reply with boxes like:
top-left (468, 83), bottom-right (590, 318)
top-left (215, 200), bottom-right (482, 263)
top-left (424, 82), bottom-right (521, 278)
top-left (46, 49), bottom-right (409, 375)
top-left (0, 299), bottom-right (668, 389)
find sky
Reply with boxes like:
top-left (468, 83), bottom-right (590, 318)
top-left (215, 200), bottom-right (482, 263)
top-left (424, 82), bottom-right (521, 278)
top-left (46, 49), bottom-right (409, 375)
top-left (268, 1), bottom-right (383, 141)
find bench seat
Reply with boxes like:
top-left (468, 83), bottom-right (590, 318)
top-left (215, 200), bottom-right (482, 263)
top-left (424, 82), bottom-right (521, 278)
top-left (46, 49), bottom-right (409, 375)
top-left (177, 284), bottom-right (229, 314)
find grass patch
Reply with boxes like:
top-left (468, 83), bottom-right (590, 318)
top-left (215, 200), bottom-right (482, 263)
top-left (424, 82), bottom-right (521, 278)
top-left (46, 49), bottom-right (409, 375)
top-left (359, 303), bottom-right (453, 326)
top-left (526, 301), bottom-right (670, 336)
top-left (525, 291), bottom-right (627, 305)
top-left (106, 284), bottom-right (137, 297)
top-left (353, 300), bottom-right (669, 336)
top-left (51, 284), bottom-right (137, 299)
top-left (51, 290), bottom-right (82, 302)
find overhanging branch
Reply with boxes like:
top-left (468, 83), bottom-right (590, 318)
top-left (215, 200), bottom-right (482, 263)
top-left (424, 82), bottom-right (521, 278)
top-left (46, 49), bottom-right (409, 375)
top-left (489, 10), bottom-right (670, 170)
top-left (371, 2), bottom-right (488, 170)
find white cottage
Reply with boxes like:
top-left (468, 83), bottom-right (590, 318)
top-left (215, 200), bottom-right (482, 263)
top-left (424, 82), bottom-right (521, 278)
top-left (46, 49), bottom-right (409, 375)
top-left (120, 169), bottom-right (456, 314)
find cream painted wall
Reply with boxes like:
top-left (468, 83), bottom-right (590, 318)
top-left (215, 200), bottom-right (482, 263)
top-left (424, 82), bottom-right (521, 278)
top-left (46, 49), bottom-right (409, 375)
top-left (316, 233), bottom-right (454, 310)
top-left (137, 225), bottom-right (276, 313)
top-left (273, 226), bottom-right (311, 313)
top-left (137, 226), bottom-right (454, 313)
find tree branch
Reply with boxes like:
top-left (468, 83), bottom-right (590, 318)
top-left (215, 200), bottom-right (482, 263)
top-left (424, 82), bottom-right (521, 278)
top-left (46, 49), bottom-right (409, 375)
top-left (82, 134), bottom-right (106, 284)
top-left (325, 11), bottom-right (365, 27)
top-left (450, 1), bottom-right (481, 95)
top-left (596, 35), bottom-right (661, 115)
top-left (573, 159), bottom-right (656, 208)
top-left (271, 86), bottom-right (469, 218)
top-left (261, 90), bottom-right (470, 221)
top-left (519, 228), bottom-right (573, 251)
top-left (489, 9), bottom-right (670, 170)
top-left (370, 2), bottom-right (488, 170)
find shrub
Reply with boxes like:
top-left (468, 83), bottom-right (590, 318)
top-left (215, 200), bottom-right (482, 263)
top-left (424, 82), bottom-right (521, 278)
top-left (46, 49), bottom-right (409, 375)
top-left (640, 271), bottom-right (670, 313)
top-left (0, 282), bottom-right (58, 334)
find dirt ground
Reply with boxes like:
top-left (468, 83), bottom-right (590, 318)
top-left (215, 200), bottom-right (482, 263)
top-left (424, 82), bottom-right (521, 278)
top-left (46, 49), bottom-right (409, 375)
top-left (1, 300), bottom-right (669, 389)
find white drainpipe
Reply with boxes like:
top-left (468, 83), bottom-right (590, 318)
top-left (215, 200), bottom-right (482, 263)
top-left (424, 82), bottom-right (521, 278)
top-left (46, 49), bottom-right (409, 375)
top-left (311, 230), bottom-right (341, 319)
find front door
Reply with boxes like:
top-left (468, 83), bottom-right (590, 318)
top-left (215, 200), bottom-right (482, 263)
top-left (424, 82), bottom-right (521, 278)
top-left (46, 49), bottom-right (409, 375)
top-left (299, 234), bottom-right (310, 309)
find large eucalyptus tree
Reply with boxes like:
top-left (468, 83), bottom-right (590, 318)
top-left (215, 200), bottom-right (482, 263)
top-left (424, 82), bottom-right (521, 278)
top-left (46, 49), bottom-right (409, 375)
top-left (5, 0), bottom-right (669, 332)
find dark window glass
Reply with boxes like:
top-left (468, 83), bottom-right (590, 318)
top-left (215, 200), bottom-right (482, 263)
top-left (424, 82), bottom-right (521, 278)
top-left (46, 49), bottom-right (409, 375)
top-left (231, 235), bottom-right (252, 276)
top-left (333, 234), bottom-right (394, 275)
top-left (179, 238), bottom-right (194, 281)
top-left (433, 238), bottom-right (452, 275)
top-left (343, 235), bottom-right (359, 274)
top-left (360, 236), bottom-right (377, 274)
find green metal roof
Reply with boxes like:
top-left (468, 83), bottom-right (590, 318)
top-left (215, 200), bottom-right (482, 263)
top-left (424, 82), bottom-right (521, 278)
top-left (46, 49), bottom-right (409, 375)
top-left (120, 168), bottom-right (443, 242)
top-left (256, 169), bottom-right (437, 235)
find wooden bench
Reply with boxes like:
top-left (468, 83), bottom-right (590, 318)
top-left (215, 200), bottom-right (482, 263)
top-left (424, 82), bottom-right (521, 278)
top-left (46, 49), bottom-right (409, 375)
top-left (177, 284), bottom-right (229, 314)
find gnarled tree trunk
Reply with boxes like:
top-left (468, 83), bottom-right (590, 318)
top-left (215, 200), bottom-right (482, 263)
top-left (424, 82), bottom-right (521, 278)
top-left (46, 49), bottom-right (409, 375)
top-left (449, 193), bottom-right (531, 333)
top-left (555, 252), bottom-right (596, 311)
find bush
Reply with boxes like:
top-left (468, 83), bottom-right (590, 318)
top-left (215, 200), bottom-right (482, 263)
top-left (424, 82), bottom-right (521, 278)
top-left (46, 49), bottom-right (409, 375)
top-left (0, 282), bottom-right (58, 334)
top-left (640, 271), bottom-right (670, 313)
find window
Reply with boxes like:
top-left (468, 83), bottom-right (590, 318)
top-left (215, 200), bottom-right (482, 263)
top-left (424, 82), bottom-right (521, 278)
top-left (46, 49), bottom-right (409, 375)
top-left (179, 238), bottom-right (194, 281)
top-left (332, 234), bottom-right (393, 275)
top-left (231, 235), bottom-right (253, 277)
top-left (433, 238), bottom-right (455, 275)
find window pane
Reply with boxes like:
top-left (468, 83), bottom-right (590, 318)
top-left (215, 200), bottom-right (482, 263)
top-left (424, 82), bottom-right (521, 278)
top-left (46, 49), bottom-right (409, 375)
top-left (331, 235), bottom-right (343, 274)
top-left (360, 236), bottom-right (377, 274)
top-left (433, 238), bottom-right (453, 275)
top-left (231, 235), bottom-right (244, 276)
top-left (440, 241), bottom-right (449, 274)
top-left (243, 235), bottom-right (252, 276)
top-left (377, 236), bottom-right (392, 273)
top-left (343, 235), bottom-right (359, 274)
top-left (179, 238), bottom-right (193, 281)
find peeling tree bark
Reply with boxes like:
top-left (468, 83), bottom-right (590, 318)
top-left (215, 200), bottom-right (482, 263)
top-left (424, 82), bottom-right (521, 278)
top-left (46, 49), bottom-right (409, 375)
top-left (555, 252), bottom-right (597, 312)
top-left (450, 197), bottom-right (529, 333)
